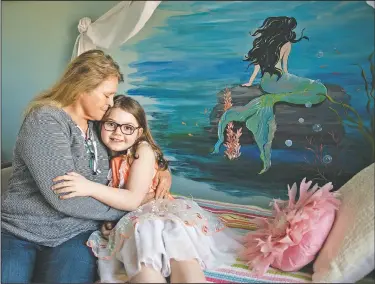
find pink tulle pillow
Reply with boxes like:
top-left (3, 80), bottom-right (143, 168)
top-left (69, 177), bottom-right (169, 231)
top-left (240, 178), bottom-right (340, 276)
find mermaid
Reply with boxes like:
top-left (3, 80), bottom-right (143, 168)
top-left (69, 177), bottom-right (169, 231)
top-left (212, 16), bottom-right (327, 174)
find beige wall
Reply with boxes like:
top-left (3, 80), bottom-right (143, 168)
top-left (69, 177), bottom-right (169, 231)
top-left (1, 1), bottom-right (120, 160)
top-left (1, 1), bottom-right (185, 161)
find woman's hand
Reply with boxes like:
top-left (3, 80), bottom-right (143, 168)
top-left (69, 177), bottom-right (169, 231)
top-left (52, 172), bottom-right (95, 199)
top-left (242, 65), bottom-right (260, 88)
top-left (153, 169), bottom-right (172, 199)
top-left (241, 82), bottom-right (252, 87)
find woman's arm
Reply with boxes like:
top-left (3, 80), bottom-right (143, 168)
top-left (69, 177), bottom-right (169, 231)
top-left (242, 64), bottom-right (260, 87)
top-left (20, 109), bottom-right (126, 221)
top-left (153, 168), bottom-right (172, 199)
top-left (282, 42), bottom-right (291, 74)
top-left (53, 143), bottom-right (156, 211)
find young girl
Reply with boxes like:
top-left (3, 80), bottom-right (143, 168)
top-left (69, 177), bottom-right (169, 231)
top-left (52, 95), bottom-right (244, 283)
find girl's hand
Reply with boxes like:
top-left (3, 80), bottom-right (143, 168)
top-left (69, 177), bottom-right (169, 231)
top-left (101, 221), bottom-right (115, 240)
top-left (52, 172), bottom-right (94, 199)
top-left (141, 191), bottom-right (156, 205)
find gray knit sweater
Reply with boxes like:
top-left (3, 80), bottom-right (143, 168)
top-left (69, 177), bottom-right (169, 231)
top-left (1, 106), bottom-right (126, 247)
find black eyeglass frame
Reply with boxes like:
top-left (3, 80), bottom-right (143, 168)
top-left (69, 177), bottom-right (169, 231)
top-left (102, 121), bottom-right (141, 135)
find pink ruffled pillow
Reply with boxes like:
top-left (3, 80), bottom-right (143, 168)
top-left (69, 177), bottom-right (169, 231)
top-left (240, 178), bottom-right (340, 276)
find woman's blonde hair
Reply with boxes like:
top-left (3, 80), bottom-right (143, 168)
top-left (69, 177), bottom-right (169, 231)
top-left (102, 95), bottom-right (169, 171)
top-left (24, 49), bottom-right (123, 117)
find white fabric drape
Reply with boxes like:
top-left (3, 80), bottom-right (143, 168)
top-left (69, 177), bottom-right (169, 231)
top-left (366, 1), bottom-right (375, 8)
top-left (71, 1), bottom-right (161, 60)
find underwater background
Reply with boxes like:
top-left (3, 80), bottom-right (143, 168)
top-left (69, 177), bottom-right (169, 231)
top-left (113, 1), bottom-right (374, 206)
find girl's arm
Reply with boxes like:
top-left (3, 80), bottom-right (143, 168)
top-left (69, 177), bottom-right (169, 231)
top-left (52, 144), bottom-right (156, 211)
top-left (242, 64), bottom-right (260, 87)
top-left (92, 144), bottom-right (156, 210)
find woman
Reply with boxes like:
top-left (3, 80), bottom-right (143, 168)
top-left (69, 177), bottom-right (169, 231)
top-left (51, 95), bottom-right (243, 283)
top-left (1, 49), bottom-right (172, 283)
top-left (212, 16), bottom-right (327, 174)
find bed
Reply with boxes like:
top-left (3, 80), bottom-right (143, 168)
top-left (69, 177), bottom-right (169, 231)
top-left (1, 166), bottom-right (373, 283)
top-left (186, 196), bottom-right (314, 283)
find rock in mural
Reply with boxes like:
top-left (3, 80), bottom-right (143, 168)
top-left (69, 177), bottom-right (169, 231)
top-left (209, 83), bottom-right (349, 149)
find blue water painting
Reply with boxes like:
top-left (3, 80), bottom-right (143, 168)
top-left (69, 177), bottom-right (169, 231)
top-left (116, 1), bottom-right (374, 205)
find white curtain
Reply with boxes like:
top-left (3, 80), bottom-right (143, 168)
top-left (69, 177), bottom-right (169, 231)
top-left (71, 1), bottom-right (161, 60)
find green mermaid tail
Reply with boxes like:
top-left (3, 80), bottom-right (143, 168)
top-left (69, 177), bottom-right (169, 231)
top-left (212, 73), bottom-right (327, 174)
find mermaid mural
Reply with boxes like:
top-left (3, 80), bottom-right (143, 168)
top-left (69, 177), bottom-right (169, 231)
top-left (212, 16), bottom-right (327, 174)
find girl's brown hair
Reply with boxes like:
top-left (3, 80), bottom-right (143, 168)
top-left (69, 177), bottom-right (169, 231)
top-left (102, 95), bottom-right (169, 171)
top-left (24, 49), bottom-right (124, 117)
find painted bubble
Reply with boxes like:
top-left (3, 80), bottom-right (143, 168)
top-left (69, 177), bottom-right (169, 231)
top-left (313, 124), bottom-right (323, 132)
top-left (285, 139), bottom-right (293, 147)
top-left (305, 101), bottom-right (312, 108)
top-left (298, 118), bottom-right (305, 123)
top-left (323, 155), bottom-right (333, 164)
top-left (317, 51), bottom-right (324, 58)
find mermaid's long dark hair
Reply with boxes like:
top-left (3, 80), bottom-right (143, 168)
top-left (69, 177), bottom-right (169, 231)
top-left (244, 16), bottom-right (309, 80)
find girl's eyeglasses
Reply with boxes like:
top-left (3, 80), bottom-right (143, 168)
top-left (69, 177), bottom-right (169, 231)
top-left (103, 121), bottom-right (141, 135)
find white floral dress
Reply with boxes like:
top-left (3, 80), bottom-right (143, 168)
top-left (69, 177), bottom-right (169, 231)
top-left (87, 145), bottom-right (244, 282)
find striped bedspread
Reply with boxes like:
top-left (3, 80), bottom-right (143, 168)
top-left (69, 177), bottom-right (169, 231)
top-left (177, 196), bottom-right (313, 283)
